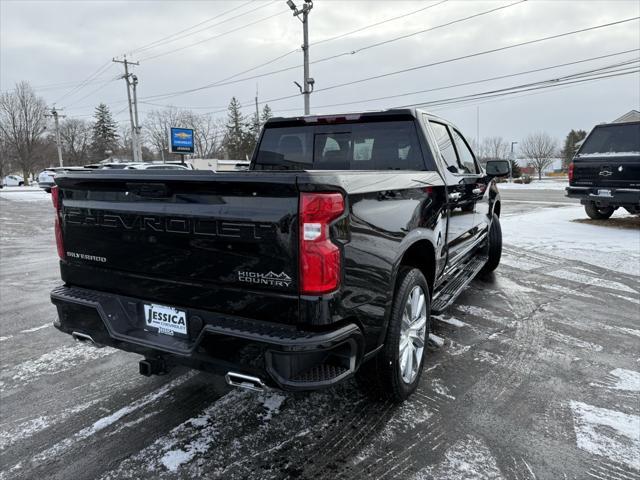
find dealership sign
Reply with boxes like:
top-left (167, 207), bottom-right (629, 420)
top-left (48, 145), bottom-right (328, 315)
top-left (169, 127), bottom-right (195, 154)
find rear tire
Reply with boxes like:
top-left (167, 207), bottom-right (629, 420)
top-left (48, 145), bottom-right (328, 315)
top-left (18, 182), bottom-right (24, 187)
top-left (585, 202), bottom-right (614, 220)
top-left (44, 188), bottom-right (51, 194)
top-left (481, 213), bottom-right (502, 274)
top-left (357, 267), bottom-right (430, 402)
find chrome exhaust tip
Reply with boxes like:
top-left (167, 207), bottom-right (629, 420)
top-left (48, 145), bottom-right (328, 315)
top-left (225, 372), bottom-right (267, 392)
top-left (71, 331), bottom-right (104, 348)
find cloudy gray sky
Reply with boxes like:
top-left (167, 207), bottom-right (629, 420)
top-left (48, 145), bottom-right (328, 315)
top-left (1, 0), bottom-right (639, 147)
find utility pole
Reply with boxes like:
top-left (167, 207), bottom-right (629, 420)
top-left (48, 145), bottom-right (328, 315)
top-left (131, 74), bottom-right (143, 162)
top-left (287, 0), bottom-right (314, 115)
top-left (46, 107), bottom-right (66, 167)
top-left (254, 85), bottom-right (261, 134)
top-left (113, 56), bottom-right (141, 162)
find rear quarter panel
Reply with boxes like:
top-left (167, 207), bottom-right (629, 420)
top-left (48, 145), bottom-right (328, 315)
top-left (297, 171), bottom-right (446, 351)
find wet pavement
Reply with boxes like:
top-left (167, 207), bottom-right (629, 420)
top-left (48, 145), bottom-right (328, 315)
top-left (0, 187), bottom-right (638, 480)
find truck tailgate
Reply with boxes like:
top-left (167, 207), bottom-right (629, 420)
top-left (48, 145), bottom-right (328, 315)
top-left (55, 171), bottom-right (300, 324)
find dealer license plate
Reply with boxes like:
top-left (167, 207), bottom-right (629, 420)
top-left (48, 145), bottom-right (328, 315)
top-left (597, 189), bottom-right (612, 197)
top-left (143, 303), bottom-right (187, 336)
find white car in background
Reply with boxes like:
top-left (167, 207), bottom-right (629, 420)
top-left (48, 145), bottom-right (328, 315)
top-left (2, 175), bottom-right (24, 187)
top-left (126, 163), bottom-right (192, 170)
top-left (38, 167), bottom-right (87, 193)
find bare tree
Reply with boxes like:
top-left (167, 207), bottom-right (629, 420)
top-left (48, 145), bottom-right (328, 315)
top-left (0, 129), bottom-right (14, 179)
top-left (0, 82), bottom-right (48, 184)
top-left (520, 132), bottom-right (558, 180)
top-left (59, 118), bottom-right (91, 165)
top-left (183, 112), bottom-right (222, 159)
top-left (144, 108), bottom-right (184, 160)
top-left (482, 136), bottom-right (509, 161)
top-left (144, 108), bottom-right (223, 160)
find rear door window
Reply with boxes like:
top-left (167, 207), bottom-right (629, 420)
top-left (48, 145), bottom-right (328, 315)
top-left (429, 121), bottom-right (462, 174)
top-left (452, 129), bottom-right (479, 174)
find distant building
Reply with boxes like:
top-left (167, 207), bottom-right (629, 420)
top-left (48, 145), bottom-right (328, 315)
top-left (612, 110), bottom-right (640, 123)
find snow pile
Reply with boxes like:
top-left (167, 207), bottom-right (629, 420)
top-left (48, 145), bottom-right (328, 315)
top-left (501, 206), bottom-right (640, 276)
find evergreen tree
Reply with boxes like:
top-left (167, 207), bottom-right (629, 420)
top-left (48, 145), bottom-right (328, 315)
top-left (260, 104), bottom-right (273, 125)
top-left (223, 97), bottom-right (252, 159)
top-left (91, 103), bottom-right (119, 160)
top-left (561, 129), bottom-right (587, 170)
top-left (509, 159), bottom-right (522, 178)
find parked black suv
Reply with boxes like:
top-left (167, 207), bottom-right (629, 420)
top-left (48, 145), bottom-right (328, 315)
top-left (566, 120), bottom-right (640, 218)
top-left (49, 109), bottom-right (509, 402)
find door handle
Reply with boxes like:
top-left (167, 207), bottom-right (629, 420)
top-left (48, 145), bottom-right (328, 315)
top-left (472, 188), bottom-right (482, 195)
top-left (448, 192), bottom-right (462, 201)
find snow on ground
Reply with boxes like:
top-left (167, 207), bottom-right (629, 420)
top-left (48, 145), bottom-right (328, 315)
top-left (501, 206), bottom-right (640, 276)
top-left (498, 179), bottom-right (567, 190)
top-left (0, 187), bottom-right (49, 203)
top-left (570, 401), bottom-right (640, 470)
top-left (590, 369), bottom-right (640, 392)
top-left (412, 435), bottom-right (504, 480)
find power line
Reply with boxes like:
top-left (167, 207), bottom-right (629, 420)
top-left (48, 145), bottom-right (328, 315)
top-left (312, 0), bottom-right (448, 47)
top-left (139, 6), bottom-right (286, 62)
top-left (261, 50), bottom-right (639, 112)
top-left (53, 61), bottom-right (114, 104)
top-left (266, 68), bottom-right (638, 116)
top-left (189, 0), bottom-right (450, 94)
top-left (129, 0), bottom-right (258, 55)
top-left (313, 16), bottom-right (640, 95)
top-left (65, 74), bottom-right (121, 108)
top-left (397, 68), bottom-right (639, 110)
top-left (141, 0), bottom-right (527, 101)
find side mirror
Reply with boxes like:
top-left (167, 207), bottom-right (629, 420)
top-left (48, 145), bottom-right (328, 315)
top-left (485, 160), bottom-right (510, 177)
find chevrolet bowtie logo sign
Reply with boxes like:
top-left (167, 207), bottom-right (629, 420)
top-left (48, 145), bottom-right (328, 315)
top-left (169, 127), bottom-right (195, 154)
top-left (599, 170), bottom-right (612, 177)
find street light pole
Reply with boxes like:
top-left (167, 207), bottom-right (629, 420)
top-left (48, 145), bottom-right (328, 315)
top-left (510, 141), bottom-right (518, 182)
top-left (287, 0), bottom-right (314, 115)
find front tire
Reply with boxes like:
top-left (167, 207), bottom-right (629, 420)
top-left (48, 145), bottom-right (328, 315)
top-left (357, 268), bottom-right (430, 402)
top-left (585, 202), bottom-right (614, 220)
top-left (481, 213), bottom-right (502, 274)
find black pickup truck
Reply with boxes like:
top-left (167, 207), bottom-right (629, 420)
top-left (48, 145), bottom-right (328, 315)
top-left (50, 109), bottom-right (509, 402)
top-left (566, 120), bottom-right (640, 219)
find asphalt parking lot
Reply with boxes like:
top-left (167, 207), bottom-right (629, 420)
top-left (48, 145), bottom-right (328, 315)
top-left (0, 185), bottom-right (638, 480)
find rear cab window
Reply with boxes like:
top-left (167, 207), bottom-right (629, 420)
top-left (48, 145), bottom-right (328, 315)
top-left (254, 116), bottom-right (432, 171)
top-left (578, 122), bottom-right (640, 156)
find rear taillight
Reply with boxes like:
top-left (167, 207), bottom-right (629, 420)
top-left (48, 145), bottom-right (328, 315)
top-left (568, 162), bottom-right (574, 183)
top-left (51, 186), bottom-right (65, 260)
top-left (299, 192), bottom-right (344, 295)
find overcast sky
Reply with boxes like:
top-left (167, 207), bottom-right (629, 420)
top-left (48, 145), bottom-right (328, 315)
top-left (1, 0), bottom-right (639, 148)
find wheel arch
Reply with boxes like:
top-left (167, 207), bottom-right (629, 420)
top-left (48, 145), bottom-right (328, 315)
top-left (373, 238), bottom-right (437, 362)
top-left (396, 239), bottom-right (437, 296)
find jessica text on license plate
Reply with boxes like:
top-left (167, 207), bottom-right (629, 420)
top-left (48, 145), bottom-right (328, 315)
top-left (143, 303), bottom-right (187, 336)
